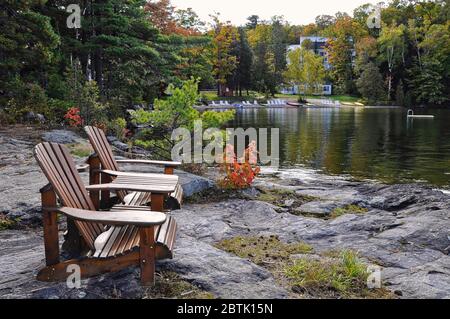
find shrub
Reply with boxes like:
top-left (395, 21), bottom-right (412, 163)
top-left (218, 141), bottom-right (260, 189)
top-left (199, 93), bottom-right (210, 105)
top-left (92, 121), bottom-right (108, 132)
top-left (77, 80), bottom-right (108, 126)
top-left (64, 107), bottom-right (83, 127)
top-left (47, 99), bottom-right (72, 125)
top-left (3, 81), bottom-right (49, 122)
top-left (0, 110), bottom-right (11, 125)
top-left (130, 108), bottom-right (153, 126)
top-left (109, 117), bottom-right (128, 140)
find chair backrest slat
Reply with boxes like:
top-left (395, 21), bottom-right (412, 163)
top-left (85, 126), bottom-right (127, 201)
top-left (34, 142), bottom-right (105, 249)
top-left (85, 126), bottom-right (120, 171)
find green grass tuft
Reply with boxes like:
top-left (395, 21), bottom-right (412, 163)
top-left (330, 205), bottom-right (368, 219)
top-left (68, 143), bottom-right (93, 158)
top-left (216, 236), bottom-right (393, 299)
top-left (0, 215), bottom-right (18, 231)
top-left (285, 250), bottom-right (392, 298)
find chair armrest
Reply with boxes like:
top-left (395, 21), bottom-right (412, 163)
top-left (98, 169), bottom-right (178, 181)
top-left (76, 164), bottom-right (89, 173)
top-left (56, 207), bottom-right (166, 227)
top-left (116, 159), bottom-right (182, 167)
top-left (85, 183), bottom-right (176, 194)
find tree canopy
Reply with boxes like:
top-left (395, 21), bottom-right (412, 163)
top-left (1, 0), bottom-right (448, 127)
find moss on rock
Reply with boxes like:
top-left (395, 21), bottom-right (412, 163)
top-left (256, 187), bottom-right (317, 214)
top-left (330, 205), bottom-right (369, 219)
top-left (215, 235), bottom-right (313, 266)
top-left (143, 271), bottom-right (214, 299)
top-left (215, 235), bottom-right (393, 299)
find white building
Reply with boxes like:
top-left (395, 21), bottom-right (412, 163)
top-left (283, 36), bottom-right (334, 95)
top-left (298, 36), bottom-right (331, 70)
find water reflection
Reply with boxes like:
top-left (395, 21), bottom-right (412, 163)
top-left (231, 107), bottom-right (450, 186)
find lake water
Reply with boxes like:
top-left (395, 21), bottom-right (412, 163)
top-left (231, 107), bottom-right (450, 187)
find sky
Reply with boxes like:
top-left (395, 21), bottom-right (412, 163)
top-left (171, 0), bottom-right (382, 26)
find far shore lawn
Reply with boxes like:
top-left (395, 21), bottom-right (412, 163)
top-left (276, 93), bottom-right (363, 103)
top-left (200, 90), bottom-right (263, 102)
top-left (201, 90), bottom-right (363, 104)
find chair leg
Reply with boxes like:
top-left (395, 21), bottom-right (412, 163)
top-left (139, 227), bottom-right (156, 286)
top-left (151, 193), bottom-right (165, 212)
top-left (41, 189), bottom-right (59, 266)
top-left (62, 218), bottom-right (83, 257)
top-left (164, 166), bottom-right (174, 174)
top-left (88, 155), bottom-right (101, 209)
top-left (101, 173), bottom-right (112, 209)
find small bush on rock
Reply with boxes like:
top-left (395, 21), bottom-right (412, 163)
top-left (64, 107), bottom-right (83, 127)
top-left (218, 141), bottom-right (260, 189)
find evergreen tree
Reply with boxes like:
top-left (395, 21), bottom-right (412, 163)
top-left (246, 15), bottom-right (259, 30)
top-left (356, 62), bottom-right (385, 104)
top-left (271, 17), bottom-right (287, 87)
top-left (0, 0), bottom-right (59, 113)
top-left (43, 0), bottom-right (180, 106)
top-left (236, 28), bottom-right (253, 96)
top-left (248, 24), bottom-right (278, 96)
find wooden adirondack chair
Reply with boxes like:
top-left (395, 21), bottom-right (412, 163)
top-left (34, 142), bottom-right (177, 285)
top-left (84, 126), bottom-right (183, 210)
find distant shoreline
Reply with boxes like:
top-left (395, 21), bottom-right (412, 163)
top-left (194, 104), bottom-right (406, 111)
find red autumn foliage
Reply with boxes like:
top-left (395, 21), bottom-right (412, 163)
top-left (219, 141), bottom-right (260, 189)
top-left (64, 107), bottom-right (83, 127)
top-left (144, 0), bottom-right (201, 36)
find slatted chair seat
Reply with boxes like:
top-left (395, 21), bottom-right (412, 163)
top-left (123, 183), bottom-right (183, 207)
top-left (34, 142), bottom-right (177, 285)
top-left (85, 126), bottom-right (183, 209)
top-left (90, 215), bottom-right (177, 259)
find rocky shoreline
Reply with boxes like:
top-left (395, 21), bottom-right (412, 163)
top-left (0, 127), bottom-right (449, 299)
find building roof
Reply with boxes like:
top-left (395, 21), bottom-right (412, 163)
top-left (299, 36), bottom-right (329, 44)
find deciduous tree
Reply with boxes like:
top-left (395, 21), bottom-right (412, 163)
top-left (210, 20), bottom-right (239, 96)
top-left (284, 48), bottom-right (325, 96)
